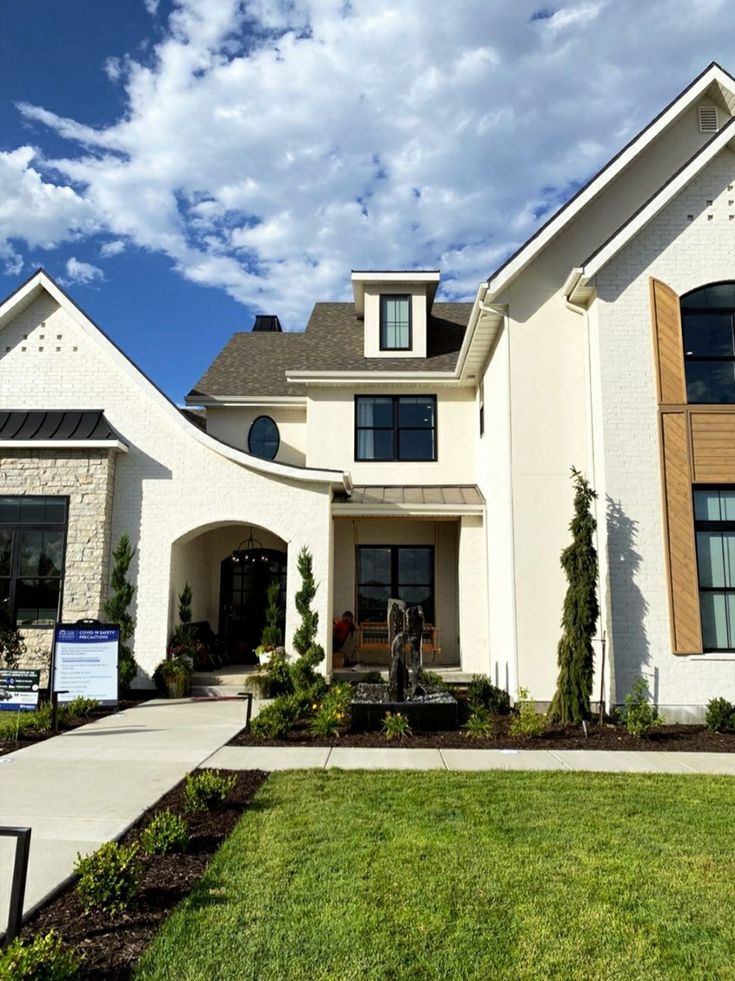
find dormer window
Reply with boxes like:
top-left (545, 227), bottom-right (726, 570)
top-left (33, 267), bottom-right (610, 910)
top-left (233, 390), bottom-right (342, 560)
top-left (380, 295), bottom-right (411, 351)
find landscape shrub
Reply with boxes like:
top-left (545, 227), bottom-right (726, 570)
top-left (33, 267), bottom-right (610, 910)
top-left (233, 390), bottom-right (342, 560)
top-left (141, 809), bottom-right (189, 856)
top-left (620, 677), bottom-right (662, 737)
top-left (252, 648), bottom-right (294, 699)
top-left (29, 702), bottom-right (55, 732)
top-left (250, 693), bottom-right (304, 739)
top-left (65, 696), bottom-right (97, 719)
top-left (417, 669), bottom-right (450, 692)
top-left (467, 675), bottom-right (511, 715)
top-left (381, 711), bottom-right (412, 741)
top-left (0, 930), bottom-right (81, 980)
top-left (463, 708), bottom-right (493, 740)
top-left (705, 697), bottom-right (735, 733)
top-left (75, 841), bottom-right (141, 915)
top-left (358, 670), bottom-right (384, 685)
top-left (508, 688), bottom-right (548, 739)
top-left (309, 683), bottom-right (352, 738)
top-left (183, 770), bottom-right (236, 812)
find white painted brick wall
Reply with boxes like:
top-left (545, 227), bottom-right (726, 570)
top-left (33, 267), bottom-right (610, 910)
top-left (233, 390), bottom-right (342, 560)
top-left (595, 146), bottom-right (735, 719)
top-left (0, 292), bottom-right (334, 685)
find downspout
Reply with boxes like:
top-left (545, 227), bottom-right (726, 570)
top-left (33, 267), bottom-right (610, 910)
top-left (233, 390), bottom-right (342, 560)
top-left (564, 267), bottom-right (608, 715)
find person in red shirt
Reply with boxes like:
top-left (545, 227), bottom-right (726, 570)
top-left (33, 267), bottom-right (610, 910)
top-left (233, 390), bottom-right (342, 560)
top-left (333, 610), bottom-right (356, 665)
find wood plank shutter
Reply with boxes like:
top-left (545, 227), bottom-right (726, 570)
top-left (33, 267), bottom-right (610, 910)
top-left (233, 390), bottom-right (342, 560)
top-left (650, 277), bottom-right (703, 654)
top-left (650, 278), bottom-right (687, 404)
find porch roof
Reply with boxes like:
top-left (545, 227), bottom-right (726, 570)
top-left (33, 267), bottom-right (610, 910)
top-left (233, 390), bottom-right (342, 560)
top-left (333, 484), bottom-right (484, 515)
top-left (0, 409), bottom-right (128, 451)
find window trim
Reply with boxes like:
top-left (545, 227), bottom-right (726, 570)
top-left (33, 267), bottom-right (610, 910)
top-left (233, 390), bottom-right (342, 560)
top-left (379, 294), bottom-right (412, 352)
top-left (681, 281), bottom-right (735, 405)
top-left (355, 544), bottom-right (435, 624)
top-left (0, 495), bottom-right (68, 629)
top-left (247, 415), bottom-right (280, 460)
top-left (693, 485), bottom-right (735, 652)
top-left (354, 395), bottom-right (437, 462)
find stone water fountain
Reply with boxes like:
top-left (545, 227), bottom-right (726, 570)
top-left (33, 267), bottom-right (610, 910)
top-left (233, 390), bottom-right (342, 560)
top-left (350, 599), bottom-right (458, 731)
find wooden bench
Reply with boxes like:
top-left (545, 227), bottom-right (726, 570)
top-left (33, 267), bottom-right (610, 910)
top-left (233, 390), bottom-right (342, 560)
top-left (356, 623), bottom-right (442, 663)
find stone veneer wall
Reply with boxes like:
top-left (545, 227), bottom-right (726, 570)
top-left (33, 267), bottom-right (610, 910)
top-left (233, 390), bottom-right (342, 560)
top-left (0, 449), bottom-right (117, 684)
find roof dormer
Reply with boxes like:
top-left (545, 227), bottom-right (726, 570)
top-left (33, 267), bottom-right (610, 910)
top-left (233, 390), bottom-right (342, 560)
top-left (351, 270), bottom-right (440, 360)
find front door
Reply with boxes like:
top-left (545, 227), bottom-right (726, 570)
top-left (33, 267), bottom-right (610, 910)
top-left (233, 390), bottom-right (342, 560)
top-left (219, 549), bottom-right (287, 662)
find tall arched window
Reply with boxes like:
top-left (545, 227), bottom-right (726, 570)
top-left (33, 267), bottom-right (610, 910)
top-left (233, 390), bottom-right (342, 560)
top-left (682, 282), bottom-right (735, 403)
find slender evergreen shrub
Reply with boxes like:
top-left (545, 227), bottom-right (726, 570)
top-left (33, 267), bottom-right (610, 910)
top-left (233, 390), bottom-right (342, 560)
top-left (548, 468), bottom-right (599, 724)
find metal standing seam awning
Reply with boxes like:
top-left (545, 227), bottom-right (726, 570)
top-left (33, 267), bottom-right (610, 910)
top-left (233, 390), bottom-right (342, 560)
top-left (331, 484), bottom-right (484, 516)
top-left (0, 410), bottom-right (128, 451)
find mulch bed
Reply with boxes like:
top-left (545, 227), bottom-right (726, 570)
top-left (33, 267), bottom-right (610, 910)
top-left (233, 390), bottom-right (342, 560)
top-left (19, 769), bottom-right (268, 980)
top-left (230, 715), bottom-right (735, 752)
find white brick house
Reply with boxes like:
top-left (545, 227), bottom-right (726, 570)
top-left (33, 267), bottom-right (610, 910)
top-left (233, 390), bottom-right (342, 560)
top-left (1, 62), bottom-right (734, 719)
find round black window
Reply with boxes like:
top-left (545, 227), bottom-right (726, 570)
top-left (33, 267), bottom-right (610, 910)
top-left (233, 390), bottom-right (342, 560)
top-left (248, 416), bottom-right (279, 460)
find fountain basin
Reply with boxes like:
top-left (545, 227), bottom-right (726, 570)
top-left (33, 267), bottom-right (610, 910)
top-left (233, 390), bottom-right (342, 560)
top-left (350, 683), bottom-right (459, 732)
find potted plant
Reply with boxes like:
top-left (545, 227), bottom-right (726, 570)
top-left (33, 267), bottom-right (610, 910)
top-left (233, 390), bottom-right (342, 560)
top-left (153, 654), bottom-right (192, 698)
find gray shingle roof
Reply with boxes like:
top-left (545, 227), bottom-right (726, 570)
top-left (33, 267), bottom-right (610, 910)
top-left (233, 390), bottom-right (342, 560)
top-left (0, 410), bottom-right (123, 442)
top-left (188, 301), bottom-right (472, 400)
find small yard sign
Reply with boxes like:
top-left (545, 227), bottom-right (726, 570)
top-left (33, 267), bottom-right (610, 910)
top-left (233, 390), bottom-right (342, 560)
top-left (52, 622), bottom-right (120, 706)
top-left (0, 669), bottom-right (41, 711)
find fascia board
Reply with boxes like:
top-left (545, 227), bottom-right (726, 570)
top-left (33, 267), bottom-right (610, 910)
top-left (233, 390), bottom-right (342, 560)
top-left (581, 121), bottom-right (735, 280)
top-left (0, 440), bottom-right (128, 452)
top-left (486, 64), bottom-right (735, 298)
top-left (285, 370), bottom-right (459, 383)
top-left (0, 272), bottom-right (347, 490)
top-left (331, 503), bottom-right (485, 517)
top-left (190, 396), bottom-right (307, 408)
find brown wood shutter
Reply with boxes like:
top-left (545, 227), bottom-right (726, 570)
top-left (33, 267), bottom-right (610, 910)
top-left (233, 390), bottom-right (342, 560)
top-left (650, 278), bottom-right (687, 404)
top-left (650, 277), bottom-right (703, 654)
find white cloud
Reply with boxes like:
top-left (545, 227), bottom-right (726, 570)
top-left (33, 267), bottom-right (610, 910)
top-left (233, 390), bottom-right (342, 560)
top-left (64, 257), bottom-right (105, 285)
top-left (6, 0), bottom-right (733, 325)
top-left (100, 239), bottom-right (127, 257)
top-left (0, 146), bottom-right (99, 252)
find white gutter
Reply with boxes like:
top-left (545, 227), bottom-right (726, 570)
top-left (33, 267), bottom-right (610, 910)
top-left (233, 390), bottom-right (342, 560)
top-left (285, 370), bottom-right (457, 383)
top-left (0, 440), bottom-right (128, 452)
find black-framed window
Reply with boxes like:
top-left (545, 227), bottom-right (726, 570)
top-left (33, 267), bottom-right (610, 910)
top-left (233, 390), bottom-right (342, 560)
top-left (0, 496), bottom-right (67, 627)
top-left (380, 294), bottom-right (411, 350)
top-left (355, 395), bottom-right (436, 461)
top-left (694, 487), bottom-right (735, 650)
top-left (248, 416), bottom-right (279, 460)
top-left (682, 282), bottom-right (735, 403)
top-left (356, 545), bottom-right (434, 623)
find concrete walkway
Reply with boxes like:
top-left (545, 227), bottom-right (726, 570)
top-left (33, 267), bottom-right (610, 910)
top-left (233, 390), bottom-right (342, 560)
top-left (206, 744), bottom-right (735, 775)
top-left (0, 698), bottom-right (246, 924)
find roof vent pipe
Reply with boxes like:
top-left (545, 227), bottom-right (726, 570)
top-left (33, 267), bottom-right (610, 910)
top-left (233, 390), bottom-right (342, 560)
top-left (252, 315), bottom-right (283, 332)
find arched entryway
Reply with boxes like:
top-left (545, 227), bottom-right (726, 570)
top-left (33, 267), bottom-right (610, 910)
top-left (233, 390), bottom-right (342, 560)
top-left (169, 521), bottom-right (287, 665)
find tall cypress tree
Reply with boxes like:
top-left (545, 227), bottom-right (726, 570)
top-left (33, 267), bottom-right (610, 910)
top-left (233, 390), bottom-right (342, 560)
top-left (103, 533), bottom-right (138, 690)
top-left (548, 468), bottom-right (599, 724)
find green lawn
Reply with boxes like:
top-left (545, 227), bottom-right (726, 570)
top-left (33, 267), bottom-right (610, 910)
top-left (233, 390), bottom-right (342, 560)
top-left (136, 771), bottom-right (735, 981)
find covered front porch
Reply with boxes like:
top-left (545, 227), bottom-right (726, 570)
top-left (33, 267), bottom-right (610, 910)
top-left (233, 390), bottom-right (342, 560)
top-left (169, 521), bottom-right (288, 665)
top-left (331, 486), bottom-right (488, 674)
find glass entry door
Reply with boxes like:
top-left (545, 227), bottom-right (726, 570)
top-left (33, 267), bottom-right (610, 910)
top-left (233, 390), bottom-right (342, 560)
top-left (219, 549), bottom-right (286, 662)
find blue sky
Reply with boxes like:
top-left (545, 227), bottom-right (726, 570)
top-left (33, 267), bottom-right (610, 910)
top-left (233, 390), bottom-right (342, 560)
top-left (1, 1), bottom-right (732, 401)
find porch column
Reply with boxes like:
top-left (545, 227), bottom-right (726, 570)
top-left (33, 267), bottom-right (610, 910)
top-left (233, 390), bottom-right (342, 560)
top-left (458, 515), bottom-right (489, 674)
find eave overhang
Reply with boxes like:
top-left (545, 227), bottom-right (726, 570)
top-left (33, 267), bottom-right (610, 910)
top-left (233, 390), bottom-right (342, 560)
top-left (351, 270), bottom-right (440, 317)
top-left (563, 118), bottom-right (735, 307)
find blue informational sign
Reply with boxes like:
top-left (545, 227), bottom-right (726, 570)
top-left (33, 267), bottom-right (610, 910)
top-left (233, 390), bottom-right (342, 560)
top-left (0, 669), bottom-right (41, 711)
top-left (52, 623), bottom-right (120, 706)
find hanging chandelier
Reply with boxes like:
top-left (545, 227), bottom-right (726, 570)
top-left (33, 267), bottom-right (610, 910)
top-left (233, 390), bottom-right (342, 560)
top-left (231, 527), bottom-right (270, 564)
